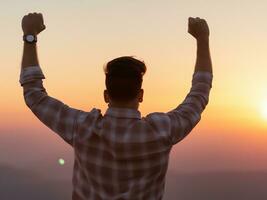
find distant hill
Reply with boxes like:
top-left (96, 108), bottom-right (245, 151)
top-left (1, 164), bottom-right (267, 200)
top-left (164, 170), bottom-right (267, 200)
top-left (0, 165), bottom-right (72, 200)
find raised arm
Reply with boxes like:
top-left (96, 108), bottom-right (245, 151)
top-left (188, 17), bottom-right (212, 73)
top-left (20, 13), bottom-right (83, 145)
top-left (167, 17), bottom-right (213, 145)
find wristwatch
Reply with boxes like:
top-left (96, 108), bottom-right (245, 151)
top-left (23, 34), bottom-right (37, 44)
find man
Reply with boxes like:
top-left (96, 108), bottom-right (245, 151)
top-left (20, 13), bottom-right (212, 200)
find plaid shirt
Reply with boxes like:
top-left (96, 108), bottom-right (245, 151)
top-left (20, 66), bottom-right (212, 200)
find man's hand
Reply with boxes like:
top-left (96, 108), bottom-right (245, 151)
top-left (188, 17), bottom-right (209, 41)
top-left (22, 13), bottom-right (46, 35)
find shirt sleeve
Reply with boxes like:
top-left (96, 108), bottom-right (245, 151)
top-left (19, 66), bottom-right (84, 146)
top-left (167, 71), bottom-right (213, 145)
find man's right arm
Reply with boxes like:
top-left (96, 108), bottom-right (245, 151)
top-left (20, 13), bottom-right (89, 146)
top-left (167, 17), bottom-right (213, 145)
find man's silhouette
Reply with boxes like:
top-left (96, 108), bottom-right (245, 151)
top-left (20, 13), bottom-right (212, 200)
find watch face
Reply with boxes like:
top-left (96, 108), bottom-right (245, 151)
top-left (26, 35), bottom-right (35, 42)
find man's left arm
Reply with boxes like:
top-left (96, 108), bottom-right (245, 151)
top-left (166, 17), bottom-right (213, 145)
top-left (20, 13), bottom-right (82, 145)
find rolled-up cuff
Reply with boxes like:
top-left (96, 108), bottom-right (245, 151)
top-left (192, 71), bottom-right (213, 88)
top-left (19, 66), bottom-right (45, 86)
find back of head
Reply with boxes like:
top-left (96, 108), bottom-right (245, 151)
top-left (104, 56), bottom-right (147, 102)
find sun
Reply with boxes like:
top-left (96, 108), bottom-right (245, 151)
top-left (260, 102), bottom-right (267, 120)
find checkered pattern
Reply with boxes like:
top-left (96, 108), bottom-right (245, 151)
top-left (20, 66), bottom-right (212, 200)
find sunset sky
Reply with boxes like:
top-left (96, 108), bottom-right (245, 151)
top-left (1, 0), bottom-right (267, 179)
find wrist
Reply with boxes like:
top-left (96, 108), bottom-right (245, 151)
top-left (23, 42), bottom-right (37, 46)
top-left (197, 36), bottom-right (209, 44)
top-left (23, 29), bottom-right (38, 36)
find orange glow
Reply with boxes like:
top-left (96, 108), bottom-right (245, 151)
top-left (1, 0), bottom-right (267, 172)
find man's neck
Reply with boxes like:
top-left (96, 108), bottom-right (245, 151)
top-left (108, 103), bottom-right (139, 110)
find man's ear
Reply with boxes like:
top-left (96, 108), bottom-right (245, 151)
top-left (104, 90), bottom-right (110, 103)
top-left (138, 89), bottom-right (144, 103)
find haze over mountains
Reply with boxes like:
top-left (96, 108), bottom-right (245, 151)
top-left (1, 164), bottom-right (267, 200)
top-left (2, 127), bottom-right (267, 199)
top-left (0, 164), bottom-right (71, 200)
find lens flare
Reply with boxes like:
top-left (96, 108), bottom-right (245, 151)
top-left (58, 158), bottom-right (65, 165)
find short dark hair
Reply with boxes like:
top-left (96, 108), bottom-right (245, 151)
top-left (104, 56), bottom-right (147, 102)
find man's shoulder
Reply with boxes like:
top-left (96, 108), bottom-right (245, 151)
top-left (143, 111), bottom-right (171, 125)
top-left (145, 111), bottom-right (167, 118)
top-left (76, 108), bottom-right (102, 123)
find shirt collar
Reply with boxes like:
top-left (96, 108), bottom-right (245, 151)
top-left (105, 107), bottom-right (141, 119)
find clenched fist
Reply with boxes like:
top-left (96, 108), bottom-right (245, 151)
top-left (22, 13), bottom-right (46, 35)
top-left (188, 17), bottom-right (209, 40)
